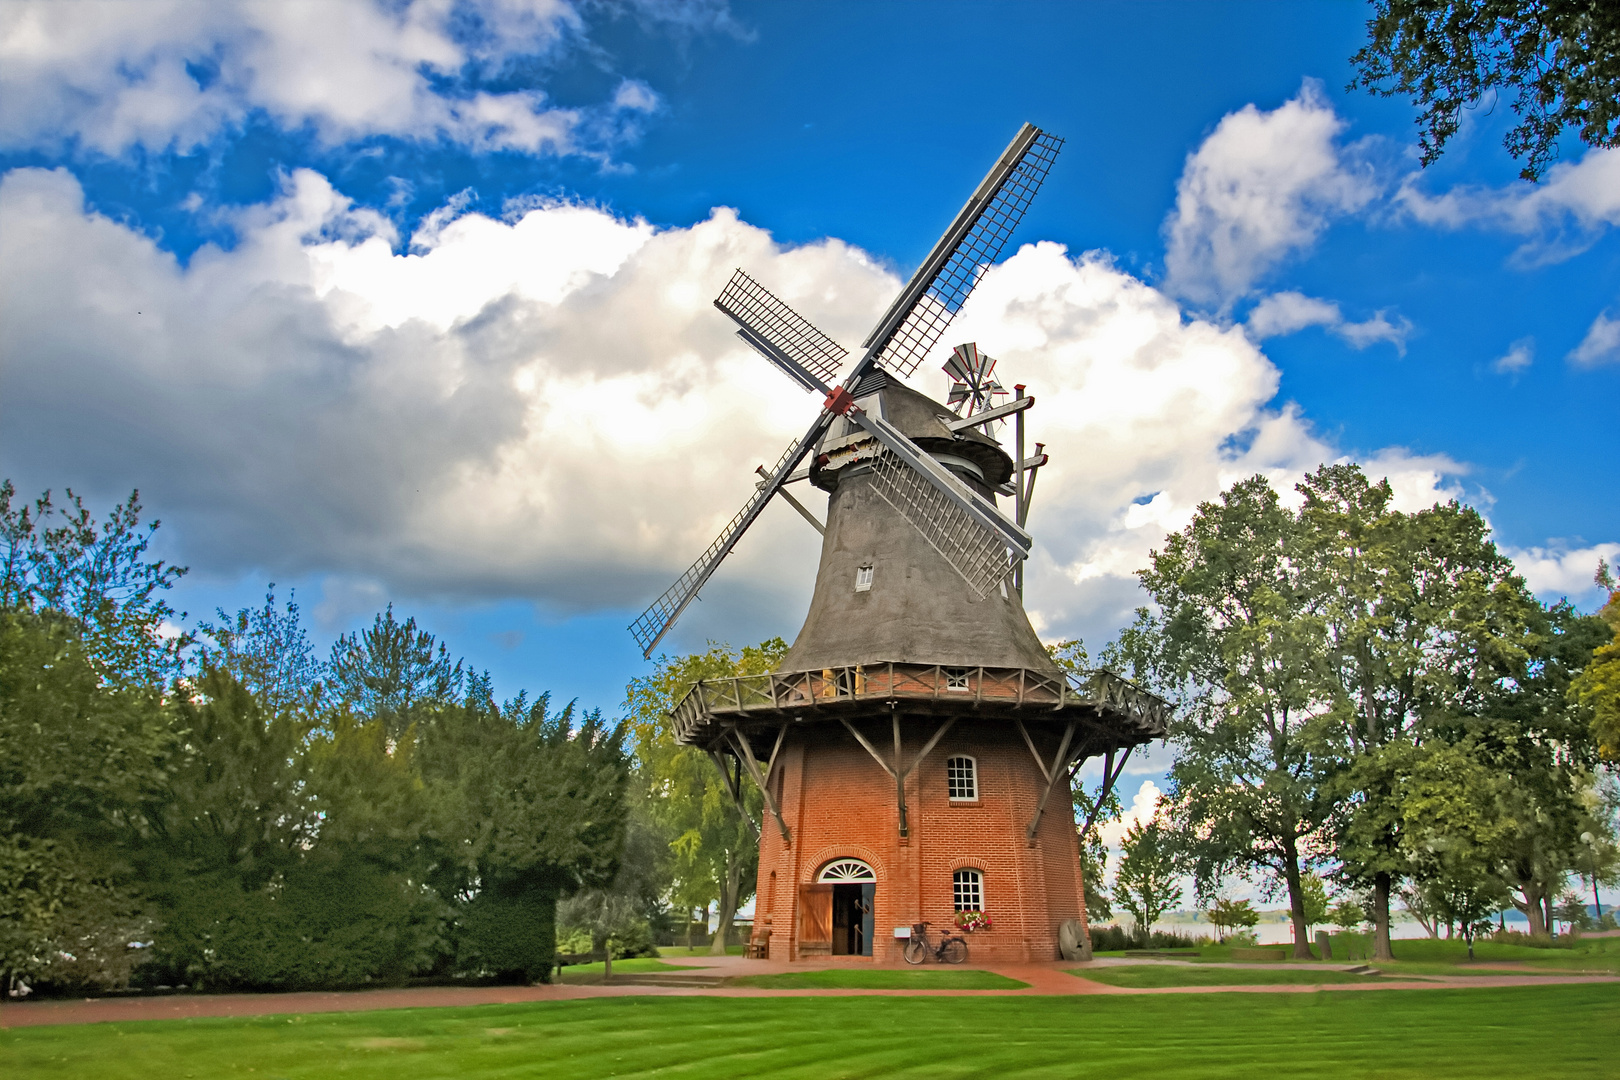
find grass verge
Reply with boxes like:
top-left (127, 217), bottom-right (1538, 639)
top-left (1071, 966), bottom-right (1390, 989)
top-left (556, 958), bottom-right (693, 978)
top-left (4, 986), bottom-right (1616, 1078)
top-left (727, 969), bottom-right (1027, 990)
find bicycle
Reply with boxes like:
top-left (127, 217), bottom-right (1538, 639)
top-left (902, 921), bottom-right (968, 964)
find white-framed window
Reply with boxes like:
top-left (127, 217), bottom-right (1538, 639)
top-left (817, 858), bottom-right (876, 883)
top-left (944, 667), bottom-right (970, 692)
top-left (854, 564), bottom-right (874, 592)
top-left (946, 756), bottom-right (977, 801)
top-left (953, 869), bottom-right (983, 912)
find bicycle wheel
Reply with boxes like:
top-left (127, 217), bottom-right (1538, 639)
top-left (903, 938), bottom-right (927, 965)
top-left (941, 937), bottom-right (968, 964)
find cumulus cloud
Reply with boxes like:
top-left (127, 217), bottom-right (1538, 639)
top-left (1397, 147), bottom-right (1620, 265)
top-left (1161, 81), bottom-right (1378, 309)
top-left (0, 165), bottom-right (1508, 656)
top-left (1568, 310), bottom-right (1620, 367)
top-left (1245, 290), bottom-right (1412, 353)
top-left (1494, 336), bottom-right (1535, 374)
top-left (0, 0), bottom-right (658, 156)
top-left (1097, 780), bottom-right (1163, 851)
top-left (1504, 543), bottom-right (1620, 601)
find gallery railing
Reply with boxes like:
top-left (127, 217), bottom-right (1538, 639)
top-left (669, 663), bottom-right (1169, 744)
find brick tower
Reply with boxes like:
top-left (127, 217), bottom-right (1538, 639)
top-left (670, 372), bottom-right (1166, 962)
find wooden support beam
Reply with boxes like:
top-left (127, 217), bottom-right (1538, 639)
top-left (758, 466), bottom-right (824, 534)
top-left (1025, 721), bottom-right (1078, 845)
top-left (1076, 746), bottom-right (1133, 841)
top-left (944, 393), bottom-right (1034, 431)
top-left (728, 728), bottom-right (791, 844)
top-left (706, 749), bottom-right (760, 842)
top-left (892, 711), bottom-right (909, 838)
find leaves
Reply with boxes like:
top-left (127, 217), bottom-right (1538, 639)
top-left (1350, 0), bottom-right (1620, 181)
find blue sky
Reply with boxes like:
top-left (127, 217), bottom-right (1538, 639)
top-left (2, 1), bottom-right (1617, 883)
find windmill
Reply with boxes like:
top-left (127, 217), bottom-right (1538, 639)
top-left (943, 343), bottom-right (1006, 420)
top-left (637, 123), bottom-right (1169, 965)
top-left (629, 122), bottom-right (1063, 658)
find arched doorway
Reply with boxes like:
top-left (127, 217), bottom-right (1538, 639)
top-left (817, 859), bottom-right (875, 957)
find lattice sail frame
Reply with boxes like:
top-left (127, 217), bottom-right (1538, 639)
top-left (868, 445), bottom-right (1013, 598)
top-left (867, 128), bottom-right (1063, 377)
top-left (716, 269), bottom-right (849, 388)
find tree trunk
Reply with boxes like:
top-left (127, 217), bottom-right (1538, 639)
top-left (1544, 894), bottom-right (1555, 938)
top-left (1513, 886), bottom-right (1548, 936)
top-left (1280, 842), bottom-right (1313, 959)
top-left (710, 851), bottom-right (744, 956)
top-left (1372, 872), bottom-right (1395, 961)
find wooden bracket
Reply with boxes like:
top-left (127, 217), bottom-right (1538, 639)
top-left (840, 713), bottom-right (956, 839)
top-left (1020, 719), bottom-right (1078, 845)
top-left (727, 724), bottom-right (791, 844)
top-left (1076, 746), bottom-right (1133, 841)
top-left (706, 749), bottom-right (761, 842)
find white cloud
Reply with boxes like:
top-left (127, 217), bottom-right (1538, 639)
top-left (1506, 543), bottom-right (1620, 601)
top-left (1245, 290), bottom-right (1411, 353)
top-left (1494, 336), bottom-right (1534, 374)
top-left (0, 0), bottom-right (657, 156)
top-left (1098, 780), bottom-right (1163, 851)
top-left (1569, 310), bottom-right (1620, 367)
top-left (1396, 147), bottom-right (1620, 264)
top-left (0, 166), bottom-right (1559, 659)
top-left (1161, 81), bottom-right (1378, 308)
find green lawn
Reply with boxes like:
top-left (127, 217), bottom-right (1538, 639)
top-left (1072, 965), bottom-right (1391, 988)
top-left (556, 958), bottom-right (695, 978)
top-left (656, 945), bottom-right (746, 958)
top-left (6, 986), bottom-right (1617, 1078)
top-left (728, 969), bottom-right (1027, 990)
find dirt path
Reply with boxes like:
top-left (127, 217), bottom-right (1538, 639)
top-left (3, 958), bottom-right (1614, 1029)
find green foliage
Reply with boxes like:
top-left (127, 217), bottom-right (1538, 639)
top-left (1115, 816), bottom-right (1182, 941)
top-left (625, 639), bottom-right (786, 952)
top-left (1330, 896), bottom-right (1368, 930)
top-left (0, 482), bottom-right (189, 686)
top-left (1350, 0), bottom-right (1620, 181)
top-left (328, 605), bottom-right (464, 736)
top-left (1571, 562), bottom-right (1619, 761)
top-left (1206, 896), bottom-right (1260, 941)
top-left (1134, 474), bottom-right (1335, 955)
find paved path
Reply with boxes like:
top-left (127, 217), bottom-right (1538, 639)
top-left (3, 955), bottom-right (1614, 1029)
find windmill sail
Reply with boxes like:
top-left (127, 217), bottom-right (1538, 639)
top-left (716, 269), bottom-right (848, 391)
top-left (863, 123), bottom-right (1063, 376)
top-left (629, 122), bottom-right (1060, 656)
top-left (629, 418), bottom-right (832, 657)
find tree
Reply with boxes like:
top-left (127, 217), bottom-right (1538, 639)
top-left (1115, 816), bottom-right (1182, 943)
top-left (0, 607), bottom-right (173, 994)
top-left (1301, 464), bottom-right (1538, 960)
top-left (1330, 896), bottom-right (1368, 931)
top-left (328, 605), bottom-right (463, 736)
top-left (196, 586), bottom-right (324, 716)
top-left (421, 685), bottom-right (630, 984)
top-left (625, 639), bottom-right (785, 956)
top-left (1386, 741), bottom-right (1515, 957)
top-left (1131, 475), bottom-right (1336, 959)
top-left (1050, 638), bottom-right (1120, 925)
top-left (1351, 0), bottom-right (1620, 181)
top-left (1299, 873), bottom-right (1331, 937)
top-left (1, 481), bottom-right (189, 687)
top-left (1572, 561), bottom-right (1620, 762)
top-left (1573, 778), bottom-right (1619, 922)
top-left (1207, 896), bottom-right (1260, 942)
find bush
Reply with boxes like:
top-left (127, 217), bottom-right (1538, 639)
top-left (1088, 924), bottom-right (1198, 951)
top-left (1488, 929), bottom-right (1582, 951)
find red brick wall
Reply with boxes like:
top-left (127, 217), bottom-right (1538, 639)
top-left (755, 716), bottom-right (1088, 963)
